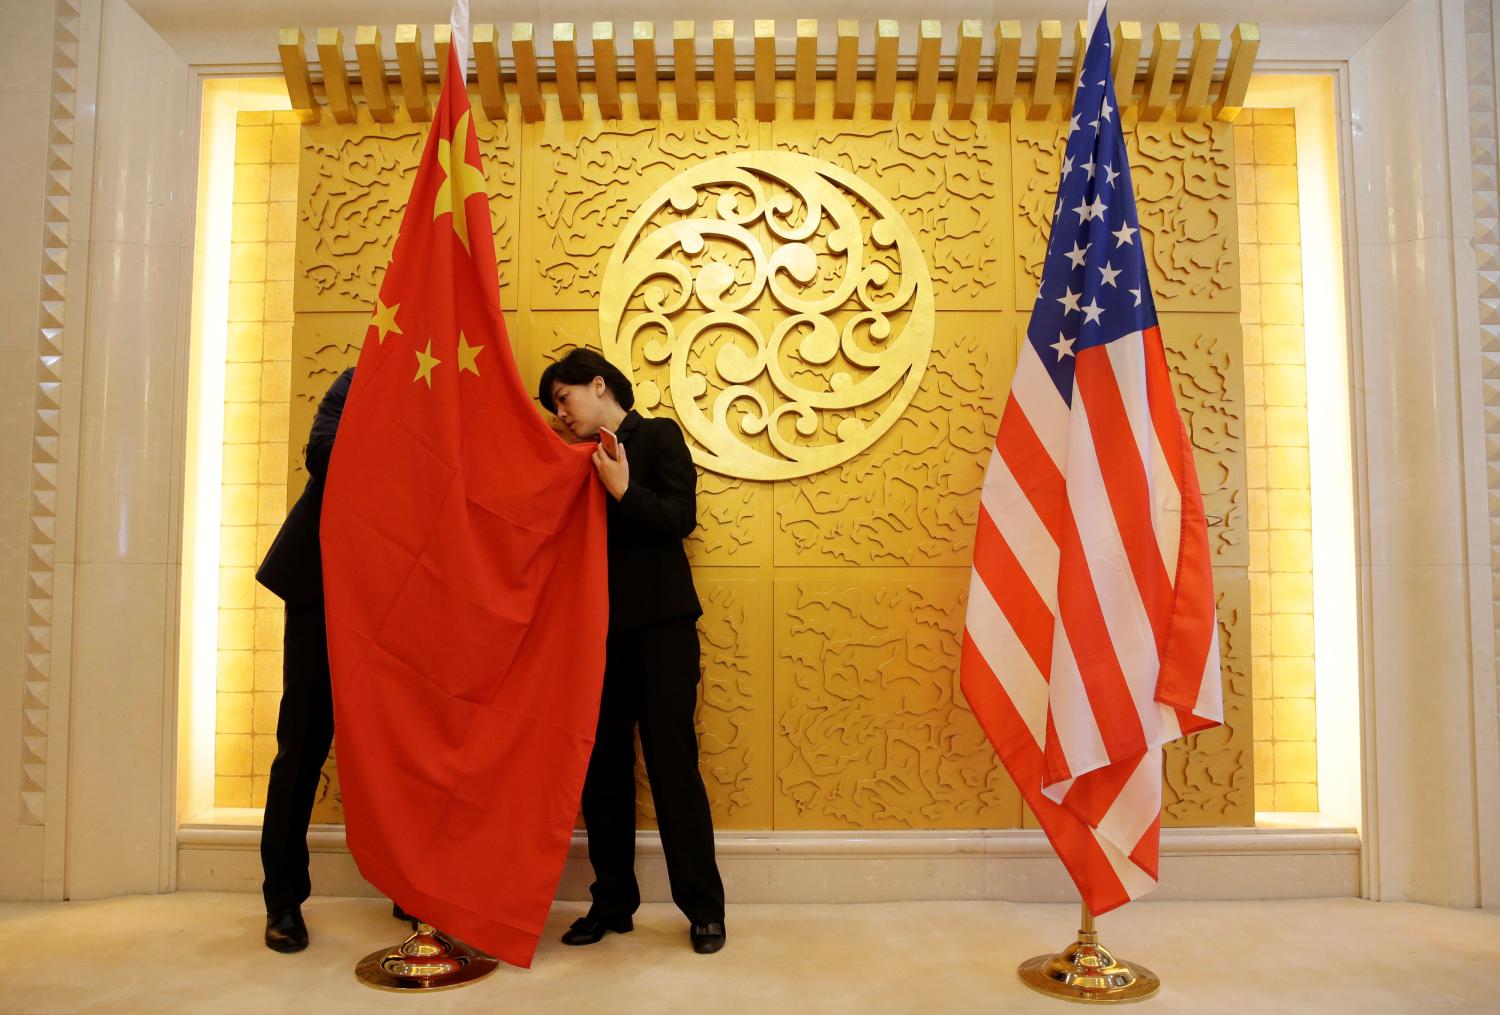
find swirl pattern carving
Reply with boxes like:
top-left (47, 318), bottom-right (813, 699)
top-left (600, 152), bottom-right (935, 481)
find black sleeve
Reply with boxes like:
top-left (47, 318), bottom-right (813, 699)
top-left (617, 418), bottom-right (698, 539)
top-left (305, 367), bottom-right (354, 481)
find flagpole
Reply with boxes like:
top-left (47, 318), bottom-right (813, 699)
top-left (1016, 900), bottom-right (1160, 1003)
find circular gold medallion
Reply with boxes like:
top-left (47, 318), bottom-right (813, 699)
top-left (600, 152), bottom-right (934, 481)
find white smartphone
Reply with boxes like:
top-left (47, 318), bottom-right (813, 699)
top-left (598, 427), bottom-right (619, 459)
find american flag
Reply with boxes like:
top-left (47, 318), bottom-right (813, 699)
top-left (960, 2), bottom-right (1224, 915)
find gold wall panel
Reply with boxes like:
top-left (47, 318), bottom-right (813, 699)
top-left (1013, 118), bottom-right (1239, 314)
top-left (273, 75), bottom-right (1254, 829)
top-left (1160, 311), bottom-right (1249, 568)
top-left (773, 92), bottom-right (1015, 313)
top-left (772, 576), bottom-right (1022, 829)
top-left (635, 574), bottom-right (774, 830)
top-left (1163, 569), bottom-right (1253, 822)
top-left (295, 93), bottom-right (521, 314)
top-left (772, 312), bottom-right (1014, 568)
top-left (530, 89), bottom-right (760, 312)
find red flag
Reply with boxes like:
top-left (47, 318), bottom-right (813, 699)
top-left (320, 45), bottom-right (609, 967)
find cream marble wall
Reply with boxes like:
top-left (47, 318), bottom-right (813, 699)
top-left (1347, 0), bottom-right (1498, 907)
top-left (0, 0), bottom-right (63, 900)
top-left (55, 0), bottom-right (194, 899)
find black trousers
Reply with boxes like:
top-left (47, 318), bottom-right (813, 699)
top-left (581, 618), bottom-right (725, 925)
top-left (260, 599), bottom-right (334, 914)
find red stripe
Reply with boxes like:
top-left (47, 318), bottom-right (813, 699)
top-left (1128, 813), bottom-right (1161, 879)
top-left (960, 635), bottom-right (1135, 915)
top-left (1055, 499), bottom-right (1149, 763)
top-left (1141, 327), bottom-right (1219, 719)
top-left (972, 504), bottom-right (1054, 677)
top-left (1060, 753), bottom-right (1139, 828)
top-left (996, 404), bottom-right (1066, 545)
top-left (1074, 345), bottom-right (1174, 650)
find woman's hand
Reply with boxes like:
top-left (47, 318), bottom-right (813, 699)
top-left (593, 442), bottom-right (630, 501)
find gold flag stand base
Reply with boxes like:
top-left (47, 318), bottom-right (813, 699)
top-left (1017, 903), bottom-right (1160, 1004)
top-left (355, 921), bottom-right (499, 992)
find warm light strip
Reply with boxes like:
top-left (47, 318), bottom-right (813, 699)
top-left (178, 79), bottom-right (292, 825)
top-left (1245, 75), bottom-right (1360, 831)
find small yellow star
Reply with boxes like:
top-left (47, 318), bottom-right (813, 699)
top-left (369, 297), bottom-right (402, 344)
top-left (456, 332), bottom-right (483, 376)
top-left (413, 340), bottom-right (441, 387)
top-left (433, 110), bottom-right (487, 253)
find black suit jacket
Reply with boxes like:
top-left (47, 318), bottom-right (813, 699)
top-left (255, 368), bottom-right (354, 604)
top-left (606, 411), bottom-right (703, 633)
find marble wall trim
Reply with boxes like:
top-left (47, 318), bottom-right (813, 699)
top-left (16, 0), bottom-right (82, 829)
top-left (1461, 0), bottom-right (1500, 907)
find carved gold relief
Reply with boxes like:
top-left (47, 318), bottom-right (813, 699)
top-left (271, 75), bottom-right (1255, 830)
top-left (1163, 570), bottom-right (1253, 824)
top-left (1159, 311), bottom-right (1248, 567)
top-left (772, 93), bottom-right (1015, 313)
top-left (296, 97), bottom-right (520, 314)
top-left (773, 312), bottom-right (1015, 567)
top-left (635, 576), bottom-right (773, 830)
top-left (773, 578), bottom-right (1022, 829)
top-left (1013, 117), bottom-right (1238, 313)
top-left (600, 151), bottom-right (936, 481)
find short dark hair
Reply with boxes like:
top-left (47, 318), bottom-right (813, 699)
top-left (538, 348), bottom-right (635, 413)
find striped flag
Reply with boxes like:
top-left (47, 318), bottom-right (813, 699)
top-left (960, 1), bottom-right (1223, 915)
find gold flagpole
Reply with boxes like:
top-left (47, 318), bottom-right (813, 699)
top-left (1017, 901), bottom-right (1160, 1003)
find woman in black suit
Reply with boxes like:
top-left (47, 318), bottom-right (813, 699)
top-left (539, 348), bottom-right (726, 955)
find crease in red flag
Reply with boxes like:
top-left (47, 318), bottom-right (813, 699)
top-left (320, 42), bottom-right (609, 968)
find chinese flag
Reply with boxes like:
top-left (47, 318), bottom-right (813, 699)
top-left (320, 44), bottom-right (609, 967)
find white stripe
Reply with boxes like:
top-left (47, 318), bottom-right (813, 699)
top-left (1064, 375), bottom-right (1164, 744)
top-left (981, 453), bottom-right (1059, 614)
top-left (1194, 628), bottom-right (1224, 721)
top-left (1107, 331), bottom-right (1181, 588)
top-left (1095, 751), bottom-right (1162, 855)
top-left (965, 569), bottom-right (1048, 751)
top-left (1040, 631), bottom-right (1109, 797)
top-left (1094, 825), bottom-right (1159, 901)
top-left (1009, 341), bottom-right (1071, 469)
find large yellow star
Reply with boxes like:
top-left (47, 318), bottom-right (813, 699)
top-left (369, 297), bottom-right (402, 344)
top-left (433, 110), bottom-right (486, 252)
top-left (413, 340), bottom-right (441, 387)
top-left (456, 332), bottom-right (483, 376)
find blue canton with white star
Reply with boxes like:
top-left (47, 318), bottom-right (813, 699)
top-left (1027, 6), bottom-right (1157, 404)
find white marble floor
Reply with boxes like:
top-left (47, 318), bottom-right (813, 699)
top-left (1, 894), bottom-right (1496, 1014)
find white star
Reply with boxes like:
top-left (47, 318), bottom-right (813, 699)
top-left (1087, 194), bottom-right (1108, 220)
top-left (1081, 298), bottom-right (1105, 325)
top-left (1051, 332), bottom-right (1077, 360)
top-left (1130, 287), bottom-right (1142, 307)
top-left (1113, 222), bottom-right (1139, 247)
top-left (1103, 164), bottom-right (1120, 187)
top-left (1089, 117), bottom-right (1100, 130)
top-left (1062, 154), bottom-right (1074, 176)
top-left (1067, 113), bottom-right (1080, 136)
top-left (1100, 98), bottom-right (1114, 122)
top-left (1064, 242), bottom-right (1091, 268)
top-left (1098, 261), bottom-right (1122, 287)
top-left (1080, 157), bottom-right (1096, 180)
top-left (1057, 287), bottom-right (1082, 314)
top-left (1072, 198), bottom-right (1095, 223)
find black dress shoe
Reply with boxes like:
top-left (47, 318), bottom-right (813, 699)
top-left (392, 902), bottom-right (418, 927)
top-left (690, 922), bottom-right (726, 954)
top-left (265, 908), bottom-right (308, 953)
top-left (560, 914), bottom-right (633, 946)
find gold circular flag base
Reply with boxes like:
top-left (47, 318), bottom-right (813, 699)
top-left (1017, 905), bottom-right (1160, 1005)
top-left (355, 923), bottom-right (499, 993)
